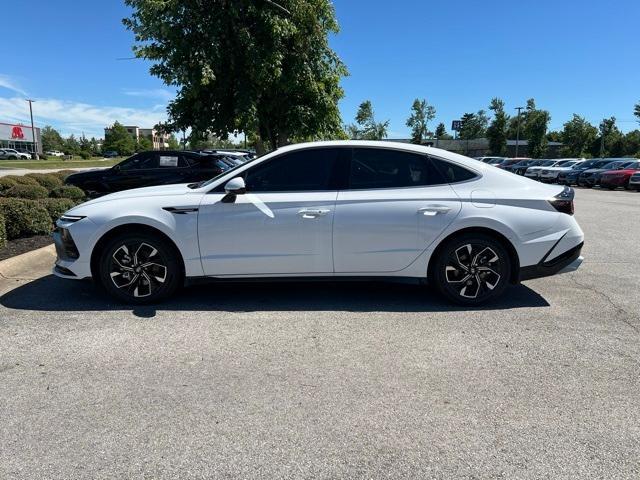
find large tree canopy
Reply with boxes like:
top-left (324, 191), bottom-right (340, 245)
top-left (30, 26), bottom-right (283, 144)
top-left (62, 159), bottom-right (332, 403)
top-left (124, 0), bottom-right (347, 151)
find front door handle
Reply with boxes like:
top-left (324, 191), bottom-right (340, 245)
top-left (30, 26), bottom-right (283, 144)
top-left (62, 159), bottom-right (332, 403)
top-left (418, 205), bottom-right (451, 216)
top-left (298, 208), bottom-right (331, 219)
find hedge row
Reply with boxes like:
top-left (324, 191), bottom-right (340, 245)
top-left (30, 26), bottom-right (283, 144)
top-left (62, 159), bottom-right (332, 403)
top-left (0, 173), bottom-right (85, 201)
top-left (0, 212), bottom-right (6, 249)
top-left (0, 197), bottom-right (77, 240)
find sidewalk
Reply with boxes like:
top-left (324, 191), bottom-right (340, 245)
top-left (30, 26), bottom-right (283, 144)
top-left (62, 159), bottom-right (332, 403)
top-left (0, 245), bottom-right (56, 295)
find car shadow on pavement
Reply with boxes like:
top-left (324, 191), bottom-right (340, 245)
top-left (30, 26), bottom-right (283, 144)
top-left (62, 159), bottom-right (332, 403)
top-left (1, 275), bottom-right (549, 317)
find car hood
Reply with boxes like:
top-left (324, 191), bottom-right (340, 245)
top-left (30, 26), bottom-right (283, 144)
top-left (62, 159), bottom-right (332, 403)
top-left (77, 183), bottom-right (194, 207)
top-left (65, 169), bottom-right (109, 182)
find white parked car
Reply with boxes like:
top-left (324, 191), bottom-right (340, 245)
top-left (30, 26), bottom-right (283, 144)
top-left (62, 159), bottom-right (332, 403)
top-left (52, 141), bottom-right (584, 305)
top-left (0, 148), bottom-right (31, 159)
top-left (525, 159), bottom-right (581, 181)
top-left (45, 150), bottom-right (65, 157)
top-left (538, 159), bottom-right (586, 183)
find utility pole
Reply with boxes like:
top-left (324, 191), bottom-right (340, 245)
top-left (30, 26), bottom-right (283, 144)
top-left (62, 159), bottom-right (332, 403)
top-left (26, 99), bottom-right (38, 159)
top-left (515, 106), bottom-right (525, 157)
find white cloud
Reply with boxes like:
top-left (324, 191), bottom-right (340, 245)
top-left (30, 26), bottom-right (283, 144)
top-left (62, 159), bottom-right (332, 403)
top-left (0, 74), bottom-right (27, 97)
top-left (0, 96), bottom-right (168, 138)
top-left (123, 88), bottom-right (175, 101)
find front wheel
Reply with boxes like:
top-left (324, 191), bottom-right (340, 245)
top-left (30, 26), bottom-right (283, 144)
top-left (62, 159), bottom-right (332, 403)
top-left (431, 234), bottom-right (511, 306)
top-left (97, 232), bottom-right (183, 304)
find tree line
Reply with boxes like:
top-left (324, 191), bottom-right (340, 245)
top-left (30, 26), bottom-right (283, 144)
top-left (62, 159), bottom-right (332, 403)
top-left (41, 121), bottom-right (180, 157)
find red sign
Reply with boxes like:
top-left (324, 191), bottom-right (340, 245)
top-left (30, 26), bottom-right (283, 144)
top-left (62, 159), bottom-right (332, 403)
top-left (11, 126), bottom-right (24, 140)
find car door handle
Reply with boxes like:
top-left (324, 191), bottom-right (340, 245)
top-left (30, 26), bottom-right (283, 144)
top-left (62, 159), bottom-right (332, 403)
top-left (298, 208), bottom-right (331, 219)
top-left (418, 205), bottom-right (451, 216)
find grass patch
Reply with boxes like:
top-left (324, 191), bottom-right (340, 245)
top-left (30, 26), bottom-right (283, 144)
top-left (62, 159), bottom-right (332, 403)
top-left (0, 157), bottom-right (124, 170)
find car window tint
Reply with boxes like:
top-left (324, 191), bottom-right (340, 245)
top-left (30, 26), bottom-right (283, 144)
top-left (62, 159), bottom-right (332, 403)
top-left (244, 148), bottom-right (342, 192)
top-left (430, 157), bottom-right (478, 183)
top-left (349, 148), bottom-right (444, 189)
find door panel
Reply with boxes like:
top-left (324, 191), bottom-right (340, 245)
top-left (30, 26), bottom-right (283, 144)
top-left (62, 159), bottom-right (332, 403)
top-left (198, 192), bottom-right (337, 276)
top-left (333, 185), bottom-right (461, 273)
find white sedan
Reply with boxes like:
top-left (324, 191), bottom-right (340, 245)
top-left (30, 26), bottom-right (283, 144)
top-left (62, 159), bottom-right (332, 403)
top-left (539, 159), bottom-right (586, 183)
top-left (52, 141), bottom-right (584, 305)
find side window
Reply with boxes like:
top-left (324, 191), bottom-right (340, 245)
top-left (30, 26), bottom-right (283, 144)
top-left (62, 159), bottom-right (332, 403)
top-left (244, 148), bottom-right (343, 192)
top-left (430, 157), bottom-right (478, 183)
top-left (349, 148), bottom-right (445, 189)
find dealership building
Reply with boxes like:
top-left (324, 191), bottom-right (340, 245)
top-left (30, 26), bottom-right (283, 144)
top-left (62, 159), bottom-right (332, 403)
top-left (0, 122), bottom-right (42, 155)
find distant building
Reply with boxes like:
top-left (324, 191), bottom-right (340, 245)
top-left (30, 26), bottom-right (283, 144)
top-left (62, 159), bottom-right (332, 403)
top-left (104, 125), bottom-right (169, 150)
top-left (383, 138), bottom-right (563, 158)
top-left (0, 121), bottom-right (42, 154)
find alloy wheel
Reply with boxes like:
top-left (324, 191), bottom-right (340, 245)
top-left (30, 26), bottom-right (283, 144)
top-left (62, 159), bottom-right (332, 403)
top-left (444, 244), bottom-right (502, 299)
top-left (109, 242), bottom-right (167, 298)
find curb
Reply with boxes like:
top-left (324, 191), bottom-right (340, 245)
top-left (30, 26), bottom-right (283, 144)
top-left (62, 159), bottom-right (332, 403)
top-left (0, 244), bottom-right (56, 281)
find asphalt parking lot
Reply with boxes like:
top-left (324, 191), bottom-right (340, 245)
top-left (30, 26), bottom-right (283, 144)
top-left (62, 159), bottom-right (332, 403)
top-left (1, 188), bottom-right (638, 479)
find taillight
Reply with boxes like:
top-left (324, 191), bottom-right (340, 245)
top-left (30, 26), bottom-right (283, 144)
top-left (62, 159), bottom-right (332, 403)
top-left (548, 186), bottom-right (574, 215)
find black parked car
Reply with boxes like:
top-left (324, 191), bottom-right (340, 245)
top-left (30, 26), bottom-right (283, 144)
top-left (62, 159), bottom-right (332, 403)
top-left (65, 150), bottom-right (233, 197)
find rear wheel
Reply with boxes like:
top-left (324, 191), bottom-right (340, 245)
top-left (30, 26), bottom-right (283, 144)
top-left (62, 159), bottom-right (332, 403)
top-left (432, 233), bottom-right (512, 306)
top-left (97, 232), bottom-right (182, 304)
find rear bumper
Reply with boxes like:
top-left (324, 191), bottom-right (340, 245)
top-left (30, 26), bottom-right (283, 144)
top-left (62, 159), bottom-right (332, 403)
top-left (519, 242), bottom-right (584, 281)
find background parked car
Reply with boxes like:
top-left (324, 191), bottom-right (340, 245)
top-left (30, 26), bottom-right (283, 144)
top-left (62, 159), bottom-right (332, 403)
top-left (495, 158), bottom-right (529, 171)
top-left (0, 148), bottom-right (31, 160)
top-left (65, 150), bottom-right (237, 197)
top-left (559, 159), bottom-right (610, 185)
top-left (538, 159), bottom-right (585, 183)
top-left (103, 150), bottom-right (119, 158)
top-left (475, 156), bottom-right (507, 164)
top-left (45, 150), bottom-right (65, 157)
top-left (628, 172), bottom-right (640, 191)
top-left (577, 159), bottom-right (636, 188)
top-left (599, 161), bottom-right (640, 189)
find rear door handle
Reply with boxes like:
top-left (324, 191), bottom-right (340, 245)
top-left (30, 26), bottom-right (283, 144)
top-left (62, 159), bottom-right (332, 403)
top-left (298, 208), bottom-right (331, 219)
top-left (418, 205), bottom-right (451, 216)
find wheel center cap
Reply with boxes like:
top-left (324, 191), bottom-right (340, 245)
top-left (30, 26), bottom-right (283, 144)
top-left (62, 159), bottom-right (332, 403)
top-left (135, 266), bottom-right (142, 273)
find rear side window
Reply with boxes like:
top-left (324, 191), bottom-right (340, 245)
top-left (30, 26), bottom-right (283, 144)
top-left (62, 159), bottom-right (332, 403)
top-left (244, 148), bottom-right (344, 192)
top-left (349, 148), bottom-right (445, 189)
top-left (430, 157), bottom-right (478, 183)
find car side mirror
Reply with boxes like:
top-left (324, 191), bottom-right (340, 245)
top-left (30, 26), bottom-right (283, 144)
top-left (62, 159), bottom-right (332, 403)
top-left (224, 177), bottom-right (246, 195)
top-left (112, 164), bottom-right (121, 172)
top-left (222, 177), bottom-right (246, 203)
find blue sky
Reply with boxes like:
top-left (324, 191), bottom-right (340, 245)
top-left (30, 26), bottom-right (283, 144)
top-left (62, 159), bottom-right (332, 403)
top-left (1, 0), bottom-right (639, 138)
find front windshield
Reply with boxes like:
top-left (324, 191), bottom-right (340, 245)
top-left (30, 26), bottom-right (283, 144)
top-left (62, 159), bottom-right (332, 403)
top-left (575, 160), bottom-right (597, 169)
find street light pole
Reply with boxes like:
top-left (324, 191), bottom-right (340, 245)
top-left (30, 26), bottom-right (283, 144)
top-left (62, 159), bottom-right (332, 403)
top-left (26, 99), bottom-right (38, 159)
top-left (515, 106), bottom-right (525, 157)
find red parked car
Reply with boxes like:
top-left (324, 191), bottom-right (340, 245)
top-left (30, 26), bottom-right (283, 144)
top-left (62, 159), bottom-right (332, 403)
top-left (599, 161), bottom-right (640, 189)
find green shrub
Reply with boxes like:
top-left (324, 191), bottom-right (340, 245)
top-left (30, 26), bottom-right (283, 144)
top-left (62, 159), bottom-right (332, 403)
top-left (26, 173), bottom-right (63, 191)
top-left (50, 185), bottom-right (85, 201)
top-left (0, 198), bottom-right (52, 239)
top-left (79, 150), bottom-right (92, 160)
top-left (38, 198), bottom-right (76, 222)
top-left (3, 175), bottom-right (39, 186)
top-left (0, 177), bottom-right (18, 195)
top-left (0, 212), bottom-right (6, 248)
top-left (5, 184), bottom-right (49, 200)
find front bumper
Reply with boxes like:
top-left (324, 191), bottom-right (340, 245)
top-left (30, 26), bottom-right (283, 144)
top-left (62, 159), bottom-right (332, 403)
top-left (519, 242), bottom-right (584, 281)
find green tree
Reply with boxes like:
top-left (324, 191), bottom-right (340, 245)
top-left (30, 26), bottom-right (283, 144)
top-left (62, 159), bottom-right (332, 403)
top-left (64, 135), bottom-right (81, 156)
top-left (560, 115), bottom-right (597, 157)
top-left (406, 98), bottom-right (436, 144)
top-left (634, 102), bottom-right (640, 124)
top-left (124, 0), bottom-right (347, 152)
top-left (167, 134), bottom-right (180, 150)
top-left (486, 98), bottom-right (509, 155)
top-left (546, 131), bottom-right (562, 142)
top-left (458, 110), bottom-right (488, 140)
top-left (103, 121), bottom-right (136, 156)
top-left (41, 126), bottom-right (64, 152)
top-left (347, 100), bottom-right (389, 140)
top-left (623, 130), bottom-right (640, 156)
top-left (592, 117), bottom-right (624, 157)
top-left (136, 136), bottom-right (153, 152)
top-left (523, 101), bottom-right (550, 158)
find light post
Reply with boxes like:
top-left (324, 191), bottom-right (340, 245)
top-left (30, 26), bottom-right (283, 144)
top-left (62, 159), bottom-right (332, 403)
top-left (26, 99), bottom-right (38, 159)
top-left (515, 106), bottom-right (525, 157)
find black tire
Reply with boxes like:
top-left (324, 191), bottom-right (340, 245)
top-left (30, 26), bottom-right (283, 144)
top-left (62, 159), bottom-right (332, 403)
top-left (97, 232), bottom-right (183, 304)
top-left (431, 233), bottom-right (512, 306)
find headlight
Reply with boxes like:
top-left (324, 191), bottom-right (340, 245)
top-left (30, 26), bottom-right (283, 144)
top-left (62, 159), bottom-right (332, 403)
top-left (59, 215), bottom-right (86, 223)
